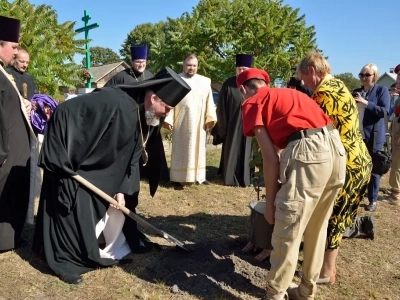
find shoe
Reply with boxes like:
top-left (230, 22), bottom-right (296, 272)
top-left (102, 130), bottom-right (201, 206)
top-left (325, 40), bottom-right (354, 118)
top-left (59, 274), bottom-right (83, 284)
top-left (265, 289), bottom-right (289, 300)
top-left (172, 182), bottom-right (184, 190)
top-left (365, 203), bottom-right (376, 212)
top-left (201, 180), bottom-right (211, 185)
top-left (388, 193), bottom-right (400, 206)
top-left (286, 277), bottom-right (315, 299)
top-left (316, 273), bottom-right (336, 285)
top-left (117, 258), bottom-right (133, 265)
top-left (361, 216), bottom-right (375, 240)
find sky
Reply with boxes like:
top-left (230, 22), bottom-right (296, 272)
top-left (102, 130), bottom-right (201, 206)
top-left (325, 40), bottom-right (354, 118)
top-left (28, 0), bottom-right (400, 78)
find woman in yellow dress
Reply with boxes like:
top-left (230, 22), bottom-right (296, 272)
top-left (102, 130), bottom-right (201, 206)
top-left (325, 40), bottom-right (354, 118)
top-left (297, 51), bottom-right (372, 284)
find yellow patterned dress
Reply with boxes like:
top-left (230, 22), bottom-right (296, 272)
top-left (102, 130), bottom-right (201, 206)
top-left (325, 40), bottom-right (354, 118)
top-left (313, 76), bottom-right (372, 249)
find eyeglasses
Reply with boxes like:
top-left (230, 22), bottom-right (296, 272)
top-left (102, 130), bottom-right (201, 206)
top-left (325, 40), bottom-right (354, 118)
top-left (359, 73), bottom-right (374, 78)
top-left (133, 60), bottom-right (146, 65)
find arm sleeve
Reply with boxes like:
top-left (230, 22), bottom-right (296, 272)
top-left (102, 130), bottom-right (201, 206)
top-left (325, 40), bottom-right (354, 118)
top-left (211, 83), bottom-right (229, 144)
top-left (241, 100), bottom-right (265, 136)
top-left (118, 136), bottom-right (143, 195)
top-left (0, 100), bottom-right (8, 165)
top-left (204, 82), bottom-right (217, 127)
top-left (366, 86), bottom-right (391, 117)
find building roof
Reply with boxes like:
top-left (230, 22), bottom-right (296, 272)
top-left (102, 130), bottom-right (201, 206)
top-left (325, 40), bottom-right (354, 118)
top-left (90, 61), bottom-right (130, 82)
top-left (378, 72), bottom-right (397, 81)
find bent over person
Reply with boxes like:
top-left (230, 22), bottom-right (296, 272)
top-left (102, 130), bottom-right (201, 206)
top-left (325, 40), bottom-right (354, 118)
top-left (238, 68), bottom-right (346, 300)
top-left (32, 67), bottom-right (191, 284)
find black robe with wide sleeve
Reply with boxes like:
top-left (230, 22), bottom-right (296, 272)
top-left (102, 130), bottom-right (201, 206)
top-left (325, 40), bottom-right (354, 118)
top-left (0, 68), bottom-right (31, 251)
top-left (105, 68), bottom-right (170, 185)
top-left (105, 68), bottom-right (154, 86)
top-left (211, 76), bottom-right (252, 187)
top-left (6, 67), bottom-right (38, 99)
top-left (32, 87), bottom-right (147, 277)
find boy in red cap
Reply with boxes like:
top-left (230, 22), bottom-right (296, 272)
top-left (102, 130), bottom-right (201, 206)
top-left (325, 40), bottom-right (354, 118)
top-left (238, 68), bottom-right (346, 300)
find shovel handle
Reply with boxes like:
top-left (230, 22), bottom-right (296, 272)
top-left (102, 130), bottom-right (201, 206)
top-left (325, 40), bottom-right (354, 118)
top-left (71, 174), bottom-right (167, 238)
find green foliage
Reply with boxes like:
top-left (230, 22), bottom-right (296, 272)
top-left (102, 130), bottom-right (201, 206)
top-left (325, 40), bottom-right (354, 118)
top-left (82, 46), bottom-right (121, 67)
top-left (1, 0), bottom-right (87, 97)
top-left (122, 0), bottom-right (320, 82)
top-left (334, 72), bottom-right (360, 92)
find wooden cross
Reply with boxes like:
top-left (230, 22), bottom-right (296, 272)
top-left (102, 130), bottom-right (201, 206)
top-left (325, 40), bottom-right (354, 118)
top-left (75, 10), bottom-right (99, 88)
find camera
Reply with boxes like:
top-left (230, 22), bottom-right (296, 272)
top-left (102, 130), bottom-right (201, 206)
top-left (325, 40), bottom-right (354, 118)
top-left (352, 91), bottom-right (359, 98)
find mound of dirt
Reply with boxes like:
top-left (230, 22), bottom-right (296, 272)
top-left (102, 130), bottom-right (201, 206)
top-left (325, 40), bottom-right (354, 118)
top-left (141, 239), bottom-right (269, 299)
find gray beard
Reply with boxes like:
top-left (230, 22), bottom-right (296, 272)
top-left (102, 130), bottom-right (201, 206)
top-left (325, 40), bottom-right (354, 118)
top-left (145, 107), bottom-right (160, 126)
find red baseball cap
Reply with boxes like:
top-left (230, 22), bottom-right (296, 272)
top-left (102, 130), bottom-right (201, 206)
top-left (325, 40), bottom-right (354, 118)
top-left (236, 68), bottom-right (270, 87)
top-left (394, 64), bottom-right (400, 75)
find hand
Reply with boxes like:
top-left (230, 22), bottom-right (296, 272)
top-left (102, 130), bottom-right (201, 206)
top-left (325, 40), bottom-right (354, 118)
top-left (264, 201), bottom-right (275, 224)
top-left (204, 122), bottom-right (213, 131)
top-left (162, 122), bottom-right (173, 130)
top-left (32, 101), bottom-right (38, 111)
top-left (23, 99), bottom-right (32, 116)
top-left (111, 193), bottom-right (125, 210)
top-left (354, 95), bottom-right (368, 107)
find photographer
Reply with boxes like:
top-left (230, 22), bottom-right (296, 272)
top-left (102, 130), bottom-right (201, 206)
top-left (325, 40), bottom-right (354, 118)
top-left (353, 63), bottom-right (390, 212)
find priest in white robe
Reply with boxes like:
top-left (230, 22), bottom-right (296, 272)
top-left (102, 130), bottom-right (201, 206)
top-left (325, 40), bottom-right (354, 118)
top-left (164, 54), bottom-right (217, 189)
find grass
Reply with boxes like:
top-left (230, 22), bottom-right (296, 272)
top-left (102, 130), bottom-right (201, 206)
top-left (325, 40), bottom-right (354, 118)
top-left (0, 144), bottom-right (400, 299)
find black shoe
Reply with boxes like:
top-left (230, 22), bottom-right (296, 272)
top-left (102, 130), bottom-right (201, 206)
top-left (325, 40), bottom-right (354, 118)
top-left (172, 182), bottom-right (184, 190)
top-left (201, 180), bottom-right (211, 185)
top-left (361, 216), bottom-right (375, 240)
top-left (117, 258), bottom-right (133, 265)
top-left (59, 274), bottom-right (83, 284)
top-left (365, 203), bottom-right (377, 212)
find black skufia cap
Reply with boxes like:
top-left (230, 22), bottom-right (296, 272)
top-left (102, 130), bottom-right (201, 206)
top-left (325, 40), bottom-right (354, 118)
top-left (117, 67), bottom-right (191, 107)
top-left (0, 15), bottom-right (20, 43)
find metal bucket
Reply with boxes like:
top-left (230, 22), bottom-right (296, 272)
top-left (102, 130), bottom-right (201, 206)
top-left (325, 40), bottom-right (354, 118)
top-left (249, 201), bottom-right (274, 250)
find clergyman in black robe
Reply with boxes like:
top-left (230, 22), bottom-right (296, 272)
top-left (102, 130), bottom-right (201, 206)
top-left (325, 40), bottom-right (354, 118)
top-left (0, 16), bottom-right (37, 252)
top-left (6, 48), bottom-right (38, 99)
top-left (211, 54), bottom-right (253, 187)
top-left (105, 45), bottom-right (169, 184)
top-left (32, 67), bottom-right (191, 284)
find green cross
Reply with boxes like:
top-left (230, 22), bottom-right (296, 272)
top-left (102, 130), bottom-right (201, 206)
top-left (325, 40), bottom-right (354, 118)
top-left (75, 10), bottom-right (99, 88)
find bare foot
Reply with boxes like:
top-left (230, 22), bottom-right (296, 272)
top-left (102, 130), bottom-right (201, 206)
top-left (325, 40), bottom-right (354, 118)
top-left (254, 249), bottom-right (272, 262)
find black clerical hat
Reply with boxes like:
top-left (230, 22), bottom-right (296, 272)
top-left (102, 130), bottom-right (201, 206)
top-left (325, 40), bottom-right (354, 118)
top-left (117, 67), bottom-right (191, 107)
top-left (0, 15), bottom-right (20, 43)
top-left (236, 54), bottom-right (253, 68)
top-left (130, 45), bottom-right (148, 60)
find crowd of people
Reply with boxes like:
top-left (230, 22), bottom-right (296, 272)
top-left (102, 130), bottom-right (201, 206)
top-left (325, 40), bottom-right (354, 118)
top-left (1, 13), bottom-right (399, 300)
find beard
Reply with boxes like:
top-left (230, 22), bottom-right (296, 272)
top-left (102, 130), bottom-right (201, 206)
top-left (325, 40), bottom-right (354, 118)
top-left (144, 106), bottom-right (160, 126)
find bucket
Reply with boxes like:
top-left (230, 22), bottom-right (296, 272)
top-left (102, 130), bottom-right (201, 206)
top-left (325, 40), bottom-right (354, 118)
top-left (249, 201), bottom-right (274, 250)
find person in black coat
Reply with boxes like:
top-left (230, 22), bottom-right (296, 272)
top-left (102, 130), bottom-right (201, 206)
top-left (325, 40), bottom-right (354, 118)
top-left (32, 67), bottom-right (191, 284)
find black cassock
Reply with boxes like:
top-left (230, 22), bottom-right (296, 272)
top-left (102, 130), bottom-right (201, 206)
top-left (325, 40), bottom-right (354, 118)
top-left (32, 86), bottom-right (159, 277)
top-left (105, 68), bottom-right (170, 184)
top-left (211, 76), bottom-right (252, 187)
top-left (105, 68), bottom-right (154, 86)
top-left (0, 68), bottom-right (31, 251)
top-left (6, 67), bottom-right (38, 99)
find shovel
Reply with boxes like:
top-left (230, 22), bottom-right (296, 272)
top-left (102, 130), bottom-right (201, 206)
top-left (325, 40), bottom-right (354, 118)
top-left (71, 174), bottom-right (189, 251)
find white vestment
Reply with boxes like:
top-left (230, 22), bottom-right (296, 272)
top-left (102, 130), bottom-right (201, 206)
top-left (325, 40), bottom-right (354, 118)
top-left (165, 73), bottom-right (217, 183)
top-left (95, 207), bottom-right (131, 260)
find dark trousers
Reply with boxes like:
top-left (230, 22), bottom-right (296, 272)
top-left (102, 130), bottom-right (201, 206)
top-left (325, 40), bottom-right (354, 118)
top-left (367, 172), bottom-right (381, 204)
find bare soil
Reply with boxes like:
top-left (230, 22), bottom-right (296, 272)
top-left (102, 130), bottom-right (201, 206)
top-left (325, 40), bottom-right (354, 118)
top-left (0, 145), bottom-right (400, 300)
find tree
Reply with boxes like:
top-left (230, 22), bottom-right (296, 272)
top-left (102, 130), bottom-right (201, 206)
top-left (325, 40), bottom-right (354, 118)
top-left (1, 0), bottom-right (87, 97)
top-left (334, 73), bottom-right (360, 92)
top-left (81, 46), bottom-right (121, 67)
top-left (122, 0), bottom-right (320, 83)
